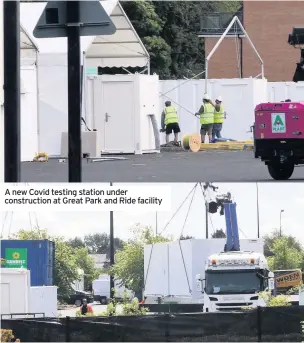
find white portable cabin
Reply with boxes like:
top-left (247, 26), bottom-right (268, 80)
top-left (20, 0), bottom-right (156, 158)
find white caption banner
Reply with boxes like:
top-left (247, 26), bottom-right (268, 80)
top-left (0, 183), bottom-right (171, 212)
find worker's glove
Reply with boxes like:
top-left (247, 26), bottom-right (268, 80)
top-left (160, 128), bottom-right (166, 133)
top-left (195, 112), bottom-right (199, 117)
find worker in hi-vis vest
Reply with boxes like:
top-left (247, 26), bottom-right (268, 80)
top-left (195, 94), bottom-right (215, 143)
top-left (212, 96), bottom-right (225, 141)
top-left (160, 101), bottom-right (180, 145)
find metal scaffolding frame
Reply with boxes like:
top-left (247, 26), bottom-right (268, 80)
top-left (203, 15), bottom-right (264, 93)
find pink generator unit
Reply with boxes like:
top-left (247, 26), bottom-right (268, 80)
top-left (254, 101), bottom-right (304, 180)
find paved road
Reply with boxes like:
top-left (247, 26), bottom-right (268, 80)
top-left (59, 303), bottom-right (107, 317)
top-left (20, 151), bottom-right (304, 182)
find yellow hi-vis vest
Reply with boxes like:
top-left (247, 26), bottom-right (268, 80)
top-left (214, 105), bottom-right (225, 124)
top-left (164, 106), bottom-right (178, 125)
top-left (200, 103), bottom-right (214, 125)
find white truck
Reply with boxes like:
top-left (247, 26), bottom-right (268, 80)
top-left (143, 238), bottom-right (265, 305)
top-left (200, 250), bottom-right (274, 312)
top-left (92, 275), bottom-right (134, 304)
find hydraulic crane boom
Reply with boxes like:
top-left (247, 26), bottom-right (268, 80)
top-left (223, 202), bottom-right (240, 252)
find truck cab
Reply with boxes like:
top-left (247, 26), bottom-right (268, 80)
top-left (201, 251), bottom-right (274, 312)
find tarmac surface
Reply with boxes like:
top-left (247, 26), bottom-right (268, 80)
top-left (20, 150), bottom-right (304, 182)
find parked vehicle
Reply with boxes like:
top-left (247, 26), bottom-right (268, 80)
top-left (59, 290), bottom-right (94, 306)
top-left (92, 275), bottom-right (134, 304)
top-left (254, 102), bottom-right (304, 180)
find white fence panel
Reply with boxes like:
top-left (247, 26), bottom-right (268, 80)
top-left (268, 82), bottom-right (304, 102)
top-left (159, 78), bottom-right (267, 143)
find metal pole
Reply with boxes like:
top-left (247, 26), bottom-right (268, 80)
top-left (155, 212), bottom-right (158, 235)
top-left (204, 60), bottom-right (208, 94)
top-left (4, 0), bottom-right (20, 182)
top-left (256, 183), bottom-right (260, 238)
top-left (109, 182), bottom-right (115, 299)
top-left (279, 210), bottom-right (284, 237)
top-left (205, 202), bottom-right (209, 238)
top-left (67, 1), bottom-right (82, 182)
top-left (234, 17), bottom-right (264, 78)
top-left (239, 35), bottom-right (243, 78)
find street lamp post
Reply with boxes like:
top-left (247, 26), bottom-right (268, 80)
top-left (279, 210), bottom-right (284, 237)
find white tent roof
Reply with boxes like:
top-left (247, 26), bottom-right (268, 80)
top-left (85, 2), bottom-right (149, 68)
top-left (20, 0), bottom-right (149, 68)
top-left (21, 25), bottom-right (38, 51)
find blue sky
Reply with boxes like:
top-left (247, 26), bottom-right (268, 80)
top-left (1, 182), bottom-right (303, 245)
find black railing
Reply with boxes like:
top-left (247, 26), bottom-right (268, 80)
top-left (199, 11), bottom-right (244, 36)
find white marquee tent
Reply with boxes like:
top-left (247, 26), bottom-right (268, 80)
top-left (20, 0), bottom-right (150, 70)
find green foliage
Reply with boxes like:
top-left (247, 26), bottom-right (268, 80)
top-left (75, 310), bottom-right (95, 318)
top-left (14, 228), bottom-right (100, 297)
top-left (259, 291), bottom-right (291, 307)
top-left (74, 247), bottom-right (102, 290)
top-left (263, 229), bottom-right (302, 258)
top-left (108, 226), bottom-right (172, 295)
top-left (267, 236), bottom-right (303, 270)
top-left (122, 1), bottom-right (238, 79)
top-left (82, 233), bottom-right (124, 257)
top-left (76, 291), bottom-right (148, 318)
top-left (211, 229), bottom-right (226, 238)
top-left (180, 235), bottom-right (195, 240)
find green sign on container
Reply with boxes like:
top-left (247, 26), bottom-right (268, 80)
top-left (5, 248), bottom-right (28, 268)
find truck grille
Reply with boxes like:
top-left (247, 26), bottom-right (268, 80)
top-left (216, 303), bottom-right (253, 307)
top-left (215, 302), bottom-right (253, 311)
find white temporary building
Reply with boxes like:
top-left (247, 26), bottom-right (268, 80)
top-left (19, 0), bottom-right (151, 157)
top-left (0, 0), bottom-right (40, 180)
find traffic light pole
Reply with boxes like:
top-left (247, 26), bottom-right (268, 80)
top-left (4, 0), bottom-right (21, 182)
top-left (67, 1), bottom-right (82, 182)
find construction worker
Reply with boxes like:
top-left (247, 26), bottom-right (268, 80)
top-left (80, 298), bottom-right (93, 315)
top-left (212, 96), bottom-right (225, 141)
top-left (161, 101), bottom-right (180, 145)
top-left (195, 94), bottom-right (215, 143)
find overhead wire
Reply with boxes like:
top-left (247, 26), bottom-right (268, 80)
top-left (178, 184), bottom-right (199, 295)
top-left (8, 212), bottom-right (14, 238)
top-left (143, 183), bottom-right (199, 293)
top-left (1, 212), bottom-right (9, 238)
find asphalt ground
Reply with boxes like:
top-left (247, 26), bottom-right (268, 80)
top-left (19, 150), bottom-right (304, 182)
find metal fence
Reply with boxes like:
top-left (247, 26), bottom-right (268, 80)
top-left (1, 306), bottom-right (304, 342)
top-left (199, 11), bottom-right (244, 36)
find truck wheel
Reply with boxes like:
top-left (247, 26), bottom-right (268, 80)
top-left (267, 163), bottom-right (294, 180)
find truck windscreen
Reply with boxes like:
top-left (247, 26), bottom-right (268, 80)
top-left (205, 270), bottom-right (262, 295)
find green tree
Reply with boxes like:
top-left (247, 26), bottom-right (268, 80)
top-left (267, 237), bottom-right (303, 270)
top-left (67, 237), bottom-right (86, 249)
top-left (83, 233), bottom-right (124, 257)
top-left (264, 229), bottom-right (302, 257)
top-left (121, 1), bottom-right (172, 79)
top-left (211, 229), bottom-right (226, 238)
top-left (14, 228), bottom-right (100, 297)
top-left (74, 247), bottom-right (102, 290)
top-left (109, 226), bottom-right (172, 296)
top-left (180, 235), bottom-right (194, 240)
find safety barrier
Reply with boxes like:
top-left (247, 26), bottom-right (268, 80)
top-left (1, 306), bottom-right (304, 342)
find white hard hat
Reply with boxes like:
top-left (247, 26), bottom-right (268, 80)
top-left (216, 96), bottom-right (223, 102)
top-left (203, 94), bottom-right (210, 100)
